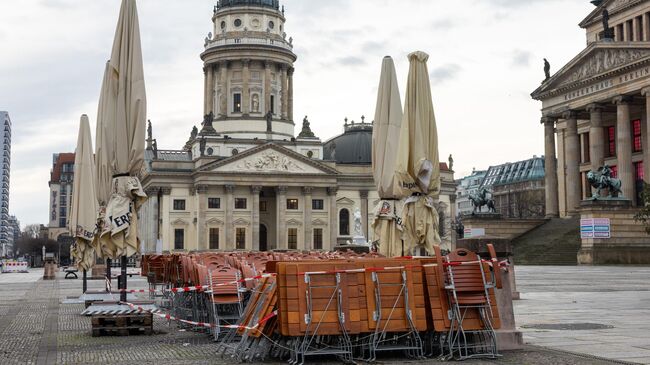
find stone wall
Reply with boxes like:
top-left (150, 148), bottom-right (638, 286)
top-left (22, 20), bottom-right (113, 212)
top-left (578, 199), bottom-right (650, 264)
top-left (462, 214), bottom-right (546, 240)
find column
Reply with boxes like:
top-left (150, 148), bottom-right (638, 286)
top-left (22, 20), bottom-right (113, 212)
top-left (642, 88), bottom-right (650, 183)
top-left (624, 20), bottom-right (630, 41)
top-left (614, 96), bottom-right (635, 203)
top-left (587, 104), bottom-right (606, 173)
top-left (563, 111), bottom-right (581, 215)
top-left (196, 185), bottom-right (208, 250)
top-left (264, 61), bottom-right (272, 114)
top-left (144, 187), bottom-right (160, 252)
top-left (203, 66), bottom-right (209, 115)
top-left (302, 187), bottom-right (313, 250)
top-left (224, 185), bottom-right (234, 250)
top-left (280, 64), bottom-right (288, 120)
top-left (633, 16), bottom-right (640, 41)
top-left (360, 190), bottom-right (369, 239)
top-left (327, 187), bottom-right (338, 249)
top-left (251, 185), bottom-right (262, 251)
top-left (276, 186), bottom-right (288, 249)
top-left (242, 59), bottom-right (250, 115)
top-left (160, 187), bottom-right (172, 251)
top-left (288, 67), bottom-right (294, 122)
top-left (211, 66), bottom-right (217, 114)
top-left (644, 13), bottom-right (650, 41)
top-left (219, 61), bottom-right (229, 117)
top-left (207, 65), bottom-right (215, 114)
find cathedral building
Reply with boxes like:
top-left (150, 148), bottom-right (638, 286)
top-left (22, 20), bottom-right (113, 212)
top-left (138, 0), bottom-right (456, 253)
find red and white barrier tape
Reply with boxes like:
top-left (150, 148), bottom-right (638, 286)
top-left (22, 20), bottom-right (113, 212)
top-left (119, 301), bottom-right (277, 330)
top-left (115, 273), bottom-right (277, 294)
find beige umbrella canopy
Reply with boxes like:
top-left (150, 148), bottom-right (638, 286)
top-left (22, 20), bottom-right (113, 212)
top-left (394, 51), bottom-right (442, 254)
top-left (97, 0), bottom-right (147, 259)
top-left (69, 115), bottom-right (99, 271)
top-left (93, 62), bottom-right (116, 259)
top-left (370, 56), bottom-right (404, 257)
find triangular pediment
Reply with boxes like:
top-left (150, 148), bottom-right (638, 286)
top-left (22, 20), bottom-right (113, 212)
top-left (532, 43), bottom-right (650, 100)
top-left (205, 217), bottom-right (224, 226)
top-left (171, 218), bottom-right (189, 226)
top-left (580, 0), bottom-right (644, 28)
top-left (199, 143), bottom-right (338, 175)
top-left (337, 197), bottom-right (355, 205)
top-left (287, 218), bottom-right (302, 226)
top-left (233, 218), bottom-right (250, 226)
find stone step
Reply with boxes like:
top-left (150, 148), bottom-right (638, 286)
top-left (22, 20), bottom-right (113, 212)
top-left (512, 217), bottom-right (581, 265)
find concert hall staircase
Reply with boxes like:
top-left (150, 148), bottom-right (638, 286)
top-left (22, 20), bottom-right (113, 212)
top-left (512, 217), bottom-right (581, 265)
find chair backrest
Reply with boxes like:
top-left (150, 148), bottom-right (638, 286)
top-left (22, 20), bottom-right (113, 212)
top-left (486, 243), bottom-right (503, 289)
top-left (446, 249), bottom-right (486, 292)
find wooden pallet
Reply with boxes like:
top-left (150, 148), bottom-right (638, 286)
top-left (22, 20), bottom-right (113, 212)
top-left (91, 313), bottom-right (153, 337)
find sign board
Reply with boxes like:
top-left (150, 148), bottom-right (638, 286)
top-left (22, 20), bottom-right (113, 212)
top-left (580, 218), bottom-right (611, 239)
top-left (464, 228), bottom-right (486, 238)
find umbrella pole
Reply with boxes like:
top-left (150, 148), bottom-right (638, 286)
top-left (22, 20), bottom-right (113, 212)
top-left (106, 258), bottom-right (112, 292)
top-left (82, 269), bottom-right (87, 293)
top-left (120, 256), bottom-right (127, 302)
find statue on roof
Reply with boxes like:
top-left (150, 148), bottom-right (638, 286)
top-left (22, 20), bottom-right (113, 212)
top-left (199, 136), bottom-right (206, 157)
top-left (448, 154), bottom-right (454, 171)
top-left (602, 9), bottom-right (610, 31)
top-left (543, 58), bottom-right (551, 81)
top-left (203, 112), bottom-right (214, 128)
top-left (191, 126), bottom-right (198, 139)
top-left (601, 9), bottom-right (615, 39)
top-left (152, 139), bottom-right (158, 159)
top-left (265, 110), bottom-right (273, 133)
top-left (200, 112), bottom-right (217, 135)
top-left (147, 120), bottom-right (152, 141)
top-left (298, 115), bottom-right (315, 138)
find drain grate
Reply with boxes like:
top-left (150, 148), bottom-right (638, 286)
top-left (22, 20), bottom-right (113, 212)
top-left (522, 323), bottom-right (614, 330)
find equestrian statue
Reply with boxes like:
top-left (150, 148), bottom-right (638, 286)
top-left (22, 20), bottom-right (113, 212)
top-left (587, 165), bottom-right (623, 199)
top-left (469, 187), bottom-right (497, 213)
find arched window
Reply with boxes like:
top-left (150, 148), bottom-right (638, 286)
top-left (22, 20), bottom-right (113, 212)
top-left (339, 208), bottom-right (350, 236)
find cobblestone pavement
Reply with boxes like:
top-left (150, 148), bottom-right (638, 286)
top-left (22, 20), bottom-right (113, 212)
top-left (514, 265), bottom-right (650, 365)
top-left (0, 268), bottom-right (634, 364)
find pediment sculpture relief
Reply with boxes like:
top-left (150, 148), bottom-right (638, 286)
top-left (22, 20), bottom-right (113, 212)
top-left (560, 49), bottom-right (650, 86)
top-left (235, 151), bottom-right (306, 172)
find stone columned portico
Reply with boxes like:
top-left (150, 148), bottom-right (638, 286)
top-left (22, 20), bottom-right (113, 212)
top-left (531, 0), bottom-right (650, 263)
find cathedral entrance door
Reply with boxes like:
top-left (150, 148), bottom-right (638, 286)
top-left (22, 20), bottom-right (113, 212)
top-left (259, 224), bottom-right (268, 251)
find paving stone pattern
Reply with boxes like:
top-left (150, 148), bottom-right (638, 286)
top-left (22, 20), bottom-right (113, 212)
top-left (515, 265), bottom-right (650, 365)
top-left (0, 268), bottom-right (635, 364)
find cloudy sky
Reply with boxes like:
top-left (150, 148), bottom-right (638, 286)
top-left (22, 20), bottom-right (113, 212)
top-left (0, 0), bottom-right (594, 227)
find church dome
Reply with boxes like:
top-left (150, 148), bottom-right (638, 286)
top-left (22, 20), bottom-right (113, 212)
top-left (216, 0), bottom-right (280, 10)
top-left (323, 119), bottom-right (373, 164)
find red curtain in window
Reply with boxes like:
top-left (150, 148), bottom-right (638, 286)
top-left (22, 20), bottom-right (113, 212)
top-left (607, 126), bottom-right (616, 157)
top-left (635, 161), bottom-right (644, 181)
top-left (633, 119), bottom-right (642, 152)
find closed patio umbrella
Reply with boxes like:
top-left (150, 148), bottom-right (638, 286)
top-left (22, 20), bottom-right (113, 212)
top-left (93, 61), bottom-right (117, 260)
top-left (96, 0), bottom-right (148, 301)
top-left (370, 56), bottom-right (404, 257)
top-left (69, 115), bottom-right (98, 291)
top-left (394, 51), bottom-right (442, 255)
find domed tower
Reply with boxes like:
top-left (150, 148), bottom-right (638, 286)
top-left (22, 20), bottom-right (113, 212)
top-left (201, 0), bottom-right (297, 141)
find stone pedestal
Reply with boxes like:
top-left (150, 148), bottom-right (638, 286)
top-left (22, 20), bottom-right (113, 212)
top-left (461, 213), bottom-right (545, 240)
top-left (578, 199), bottom-right (650, 264)
top-left (456, 237), bottom-right (523, 350)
